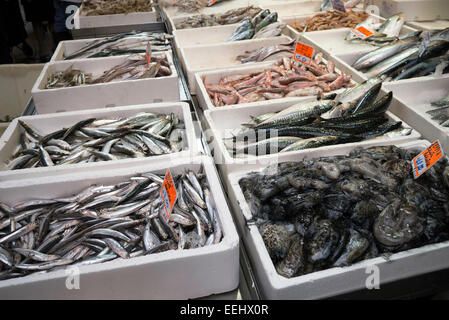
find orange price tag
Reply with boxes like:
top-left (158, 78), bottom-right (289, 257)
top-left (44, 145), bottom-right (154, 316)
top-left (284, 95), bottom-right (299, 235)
top-left (411, 140), bottom-right (444, 179)
top-left (160, 169), bottom-right (177, 222)
top-left (208, 0), bottom-right (217, 6)
top-left (293, 42), bottom-right (314, 65)
top-left (145, 41), bottom-right (151, 69)
top-left (351, 26), bottom-right (374, 39)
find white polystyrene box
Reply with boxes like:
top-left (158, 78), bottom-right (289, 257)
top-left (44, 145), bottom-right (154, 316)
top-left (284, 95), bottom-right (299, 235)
top-left (383, 77), bottom-right (449, 155)
top-left (31, 51), bottom-right (180, 114)
top-left (180, 36), bottom-right (294, 94)
top-left (74, 2), bottom-right (158, 29)
top-left (0, 156), bottom-right (239, 299)
top-left (302, 23), bottom-right (418, 56)
top-left (203, 96), bottom-right (421, 177)
top-left (226, 140), bottom-right (449, 299)
top-left (0, 102), bottom-right (196, 182)
top-left (51, 37), bottom-right (171, 62)
top-left (194, 57), bottom-right (358, 110)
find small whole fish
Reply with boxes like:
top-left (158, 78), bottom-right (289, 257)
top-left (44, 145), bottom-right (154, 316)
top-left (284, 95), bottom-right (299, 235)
top-left (5, 112), bottom-right (185, 171)
top-left (0, 167), bottom-right (222, 280)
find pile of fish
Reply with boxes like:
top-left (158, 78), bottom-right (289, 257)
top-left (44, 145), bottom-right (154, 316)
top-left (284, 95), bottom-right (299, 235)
top-left (46, 54), bottom-right (172, 89)
top-left (320, 0), bottom-right (362, 11)
top-left (203, 53), bottom-right (353, 107)
top-left (81, 0), bottom-right (155, 16)
top-left (0, 168), bottom-right (222, 280)
top-left (426, 93), bottom-right (449, 127)
top-left (225, 78), bottom-right (412, 156)
top-left (239, 145), bottom-right (449, 278)
top-left (64, 32), bottom-right (172, 60)
top-left (237, 41), bottom-right (295, 64)
top-left (229, 10), bottom-right (285, 41)
top-left (345, 13), bottom-right (405, 45)
top-left (174, 6), bottom-right (262, 29)
top-left (5, 112), bottom-right (185, 170)
top-left (353, 28), bottom-right (449, 80)
top-left (161, 0), bottom-right (229, 13)
top-left (290, 10), bottom-right (369, 32)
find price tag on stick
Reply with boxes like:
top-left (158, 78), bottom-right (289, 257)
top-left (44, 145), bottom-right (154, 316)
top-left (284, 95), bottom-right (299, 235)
top-left (145, 41), bottom-right (152, 69)
top-left (351, 26), bottom-right (374, 39)
top-left (411, 140), bottom-right (444, 179)
top-left (160, 169), bottom-right (177, 222)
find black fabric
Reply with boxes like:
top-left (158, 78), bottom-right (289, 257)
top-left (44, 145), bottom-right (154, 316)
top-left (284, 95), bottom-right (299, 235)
top-left (0, 0), bottom-right (28, 47)
top-left (21, 0), bottom-right (55, 22)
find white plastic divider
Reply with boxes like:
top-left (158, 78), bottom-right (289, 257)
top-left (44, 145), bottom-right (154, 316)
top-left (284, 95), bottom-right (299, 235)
top-left (0, 155), bottom-right (239, 300)
top-left (383, 77), bottom-right (449, 154)
top-left (74, 2), bottom-right (158, 29)
top-left (259, 0), bottom-right (321, 17)
top-left (406, 20), bottom-right (449, 31)
top-left (31, 51), bottom-right (180, 114)
top-left (0, 102), bottom-right (196, 182)
top-left (51, 37), bottom-right (171, 62)
top-left (180, 36), bottom-right (294, 94)
top-left (365, 0), bottom-right (449, 22)
top-left (194, 56), bottom-right (357, 110)
top-left (225, 139), bottom-right (449, 299)
top-left (203, 96), bottom-right (421, 177)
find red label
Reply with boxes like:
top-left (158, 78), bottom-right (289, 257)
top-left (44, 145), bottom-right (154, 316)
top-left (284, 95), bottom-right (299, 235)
top-left (293, 42), bottom-right (314, 65)
top-left (145, 41), bottom-right (151, 68)
top-left (160, 169), bottom-right (177, 222)
top-left (351, 26), bottom-right (375, 39)
top-left (411, 140), bottom-right (444, 179)
top-left (208, 0), bottom-right (216, 6)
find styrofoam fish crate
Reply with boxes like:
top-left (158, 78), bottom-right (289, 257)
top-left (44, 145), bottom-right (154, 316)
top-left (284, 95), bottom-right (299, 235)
top-left (226, 139), bottom-right (449, 299)
top-left (334, 51), bottom-right (449, 86)
top-left (51, 37), bottom-right (171, 62)
top-left (203, 97), bottom-right (421, 177)
top-left (31, 51), bottom-right (180, 114)
top-left (260, 0), bottom-right (322, 17)
top-left (195, 57), bottom-right (358, 110)
top-left (0, 155), bottom-right (239, 299)
top-left (383, 77), bottom-right (449, 154)
top-left (0, 63), bottom-right (45, 137)
top-left (0, 102), bottom-right (196, 182)
top-left (302, 23), bottom-right (418, 56)
top-left (407, 19), bottom-right (449, 31)
top-left (74, 2), bottom-right (158, 29)
top-left (180, 36), bottom-right (294, 94)
top-left (366, 0), bottom-right (449, 22)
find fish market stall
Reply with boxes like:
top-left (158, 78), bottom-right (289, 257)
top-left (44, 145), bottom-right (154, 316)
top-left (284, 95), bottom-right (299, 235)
top-left (74, 0), bottom-right (159, 29)
top-left (226, 140), bottom-right (449, 299)
top-left (0, 156), bottom-right (239, 299)
top-left (32, 51), bottom-right (179, 114)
